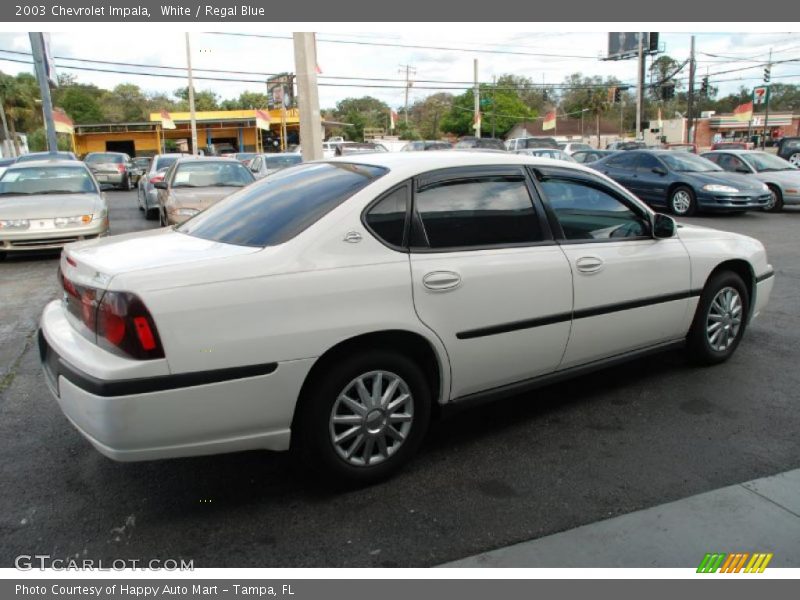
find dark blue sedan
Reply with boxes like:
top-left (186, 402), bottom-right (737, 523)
top-left (590, 150), bottom-right (771, 216)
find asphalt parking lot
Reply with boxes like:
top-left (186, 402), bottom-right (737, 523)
top-left (1, 190), bottom-right (798, 568)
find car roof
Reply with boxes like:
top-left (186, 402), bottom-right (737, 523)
top-left (702, 149), bottom-right (764, 155)
top-left (173, 156), bottom-right (242, 164)
top-left (5, 159), bottom-right (89, 170)
top-left (324, 150), bottom-right (601, 178)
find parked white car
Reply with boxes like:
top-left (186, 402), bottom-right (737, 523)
top-left (39, 153), bottom-right (774, 483)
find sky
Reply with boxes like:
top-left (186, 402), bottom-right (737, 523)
top-left (0, 30), bottom-right (798, 110)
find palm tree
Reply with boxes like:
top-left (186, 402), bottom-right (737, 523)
top-left (0, 75), bottom-right (38, 155)
top-left (585, 89), bottom-right (610, 148)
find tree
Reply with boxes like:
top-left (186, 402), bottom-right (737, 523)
top-left (53, 84), bottom-right (104, 124)
top-left (220, 91), bottom-right (270, 110)
top-left (408, 93), bottom-right (453, 139)
top-left (441, 84), bottom-right (536, 138)
top-left (173, 87), bottom-right (220, 111)
top-left (585, 88), bottom-right (611, 147)
top-left (0, 72), bottom-right (39, 154)
top-left (649, 55), bottom-right (684, 101)
top-left (333, 96), bottom-right (390, 141)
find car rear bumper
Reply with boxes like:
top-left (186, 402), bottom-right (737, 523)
top-left (93, 173), bottom-right (124, 185)
top-left (39, 300), bottom-right (313, 461)
top-left (696, 191), bottom-right (771, 211)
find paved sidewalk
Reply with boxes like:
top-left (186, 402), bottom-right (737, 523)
top-left (441, 469), bottom-right (800, 568)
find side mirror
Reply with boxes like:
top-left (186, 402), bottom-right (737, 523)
top-left (653, 213), bottom-right (676, 239)
top-left (652, 166), bottom-right (668, 176)
top-left (154, 181), bottom-right (168, 190)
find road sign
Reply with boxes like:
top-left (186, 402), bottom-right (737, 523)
top-left (753, 86), bottom-right (769, 105)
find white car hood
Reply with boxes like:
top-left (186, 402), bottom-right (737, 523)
top-left (62, 227), bottom-right (260, 288)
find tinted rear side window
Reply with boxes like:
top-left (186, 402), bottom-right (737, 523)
top-left (177, 162), bottom-right (387, 247)
top-left (365, 185), bottom-right (409, 248)
top-left (415, 176), bottom-right (543, 249)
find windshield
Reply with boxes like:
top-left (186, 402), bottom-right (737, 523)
top-left (85, 153), bottom-right (124, 164)
top-left (235, 153), bottom-right (257, 161)
top-left (154, 156), bottom-right (179, 170)
top-left (177, 162), bottom-right (387, 247)
top-left (265, 155), bottom-right (302, 169)
top-left (0, 166), bottom-right (98, 195)
top-left (743, 152), bottom-right (796, 172)
top-left (661, 153), bottom-right (721, 173)
top-left (171, 161), bottom-right (254, 188)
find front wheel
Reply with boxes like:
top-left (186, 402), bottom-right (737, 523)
top-left (686, 271), bottom-right (749, 365)
top-left (763, 185), bottom-right (784, 212)
top-left (788, 152), bottom-right (800, 167)
top-left (294, 350), bottom-right (431, 485)
top-left (669, 185), bottom-right (697, 217)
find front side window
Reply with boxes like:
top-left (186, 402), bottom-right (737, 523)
top-left (178, 162), bottom-right (387, 247)
top-left (414, 176), bottom-right (544, 249)
top-left (539, 178), bottom-right (650, 241)
top-left (636, 154), bottom-right (663, 171)
top-left (154, 156), bottom-right (179, 172)
top-left (716, 154), bottom-right (749, 172)
top-left (605, 153), bottom-right (639, 170)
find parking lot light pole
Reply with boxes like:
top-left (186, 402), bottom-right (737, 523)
top-left (29, 33), bottom-right (58, 153)
top-left (185, 33), bottom-right (198, 156)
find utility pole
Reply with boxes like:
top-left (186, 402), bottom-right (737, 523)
top-left (635, 33), bottom-right (645, 140)
top-left (185, 33), bottom-right (198, 155)
top-left (491, 75), bottom-right (497, 138)
top-left (29, 33), bottom-right (57, 152)
top-left (398, 64), bottom-right (415, 127)
top-left (474, 59), bottom-right (480, 138)
top-left (294, 33), bottom-right (323, 161)
top-left (762, 48), bottom-right (772, 149)
top-left (686, 35), bottom-right (696, 144)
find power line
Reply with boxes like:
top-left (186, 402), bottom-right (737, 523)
top-left (204, 32), bottom-right (602, 60)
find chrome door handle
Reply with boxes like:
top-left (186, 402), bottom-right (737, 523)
top-left (423, 271), bottom-right (462, 291)
top-left (576, 256), bottom-right (604, 274)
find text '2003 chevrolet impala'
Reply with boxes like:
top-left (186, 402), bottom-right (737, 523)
top-left (39, 152), bottom-right (774, 484)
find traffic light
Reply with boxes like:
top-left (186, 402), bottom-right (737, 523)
top-left (764, 66), bottom-right (771, 83)
top-left (607, 86), bottom-right (617, 103)
top-left (614, 87), bottom-right (623, 103)
top-left (542, 89), bottom-right (548, 102)
top-left (700, 76), bottom-right (709, 97)
top-left (661, 84), bottom-right (675, 101)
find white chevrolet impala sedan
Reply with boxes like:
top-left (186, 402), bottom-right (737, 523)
top-left (39, 152), bottom-right (775, 483)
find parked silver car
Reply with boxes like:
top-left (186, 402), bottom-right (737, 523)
top-left (137, 153), bottom-right (184, 220)
top-left (701, 150), bottom-right (800, 212)
top-left (83, 152), bottom-right (135, 190)
top-left (0, 159), bottom-right (108, 258)
top-left (247, 153), bottom-right (303, 180)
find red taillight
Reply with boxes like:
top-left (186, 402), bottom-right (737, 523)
top-left (117, 164), bottom-right (125, 173)
top-left (150, 175), bottom-right (164, 184)
top-left (60, 273), bottom-right (164, 360)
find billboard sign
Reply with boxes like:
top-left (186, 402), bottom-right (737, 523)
top-left (752, 86), bottom-right (769, 105)
top-left (607, 33), bottom-right (659, 60)
top-left (267, 74), bottom-right (294, 110)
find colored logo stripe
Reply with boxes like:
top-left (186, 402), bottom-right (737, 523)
top-left (697, 552), bottom-right (773, 573)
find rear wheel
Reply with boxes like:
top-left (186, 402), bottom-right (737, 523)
top-left (669, 185), bottom-right (697, 216)
top-left (788, 152), bottom-right (800, 167)
top-left (294, 350), bottom-right (431, 485)
top-left (686, 271), bottom-right (749, 365)
top-left (762, 185), bottom-right (783, 213)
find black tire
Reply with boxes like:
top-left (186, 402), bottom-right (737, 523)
top-left (0, 251), bottom-right (6, 262)
top-left (145, 205), bottom-right (158, 221)
top-left (293, 349), bottom-right (432, 486)
top-left (686, 270), bottom-right (749, 366)
top-left (763, 185), bottom-right (784, 213)
top-left (137, 189), bottom-right (145, 211)
top-left (669, 185), bottom-right (697, 217)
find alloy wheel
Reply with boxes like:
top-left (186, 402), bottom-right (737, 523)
top-left (706, 286), bottom-right (743, 352)
top-left (329, 370), bottom-right (414, 467)
top-left (671, 190), bottom-right (692, 215)
top-left (764, 189), bottom-right (777, 211)
top-left (789, 153), bottom-right (800, 167)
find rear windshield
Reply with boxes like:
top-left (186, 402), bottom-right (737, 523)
top-left (172, 161), bottom-right (253, 188)
top-left (85, 153), bottom-right (124, 164)
top-left (265, 155), bottom-right (302, 169)
top-left (16, 152), bottom-right (74, 163)
top-left (177, 162), bottom-right (387, 247)
top-left (0, 166), bottom-right (97, 195)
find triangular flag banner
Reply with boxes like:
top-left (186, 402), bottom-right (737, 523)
top-left (315, 64), bottom-right (322, 75)
top-left (390, 110), bottom-right (398, 130)
top-left (734, 101), bottom-right (753, 123)
top-left (657, 107), bottom-right (663, 130)
top-left (53, 108), bottom-right (74, 134)
top-left (160, 109), bottom-right (176, 130)
top-left (473, 111), bottom-right (481, 130)
top-left (255, 109), bottom-right (272, 130)
top-left (542, 111), bottom-right (556, 131)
